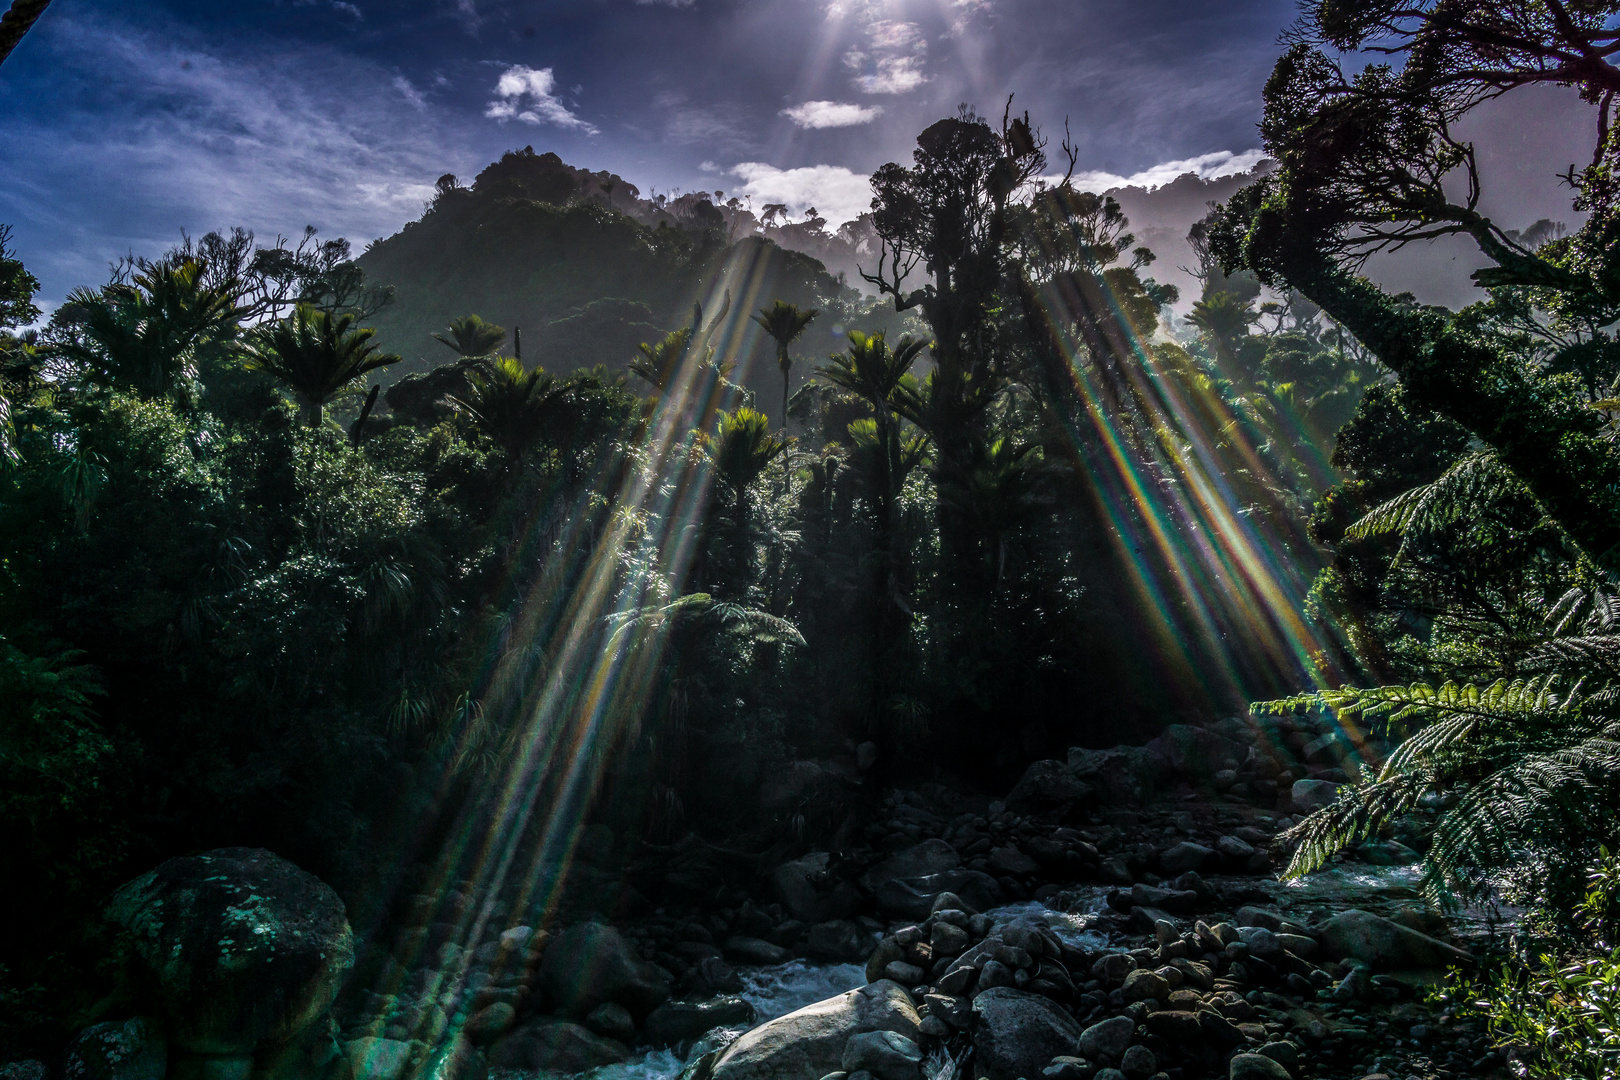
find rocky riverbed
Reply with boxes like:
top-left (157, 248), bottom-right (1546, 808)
top-left (13, 714), bottom-right (1515, 1080)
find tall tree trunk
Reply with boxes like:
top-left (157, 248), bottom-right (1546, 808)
top-left (302, 398), bottom-right (323, 428)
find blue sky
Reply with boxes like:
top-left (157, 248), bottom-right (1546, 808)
top-left (0, 0), bottom-right (1583, 308)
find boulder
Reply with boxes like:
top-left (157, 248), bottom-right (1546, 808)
top-left (1067, 747), bottom-right (1157, 805)
top-left (488, 1017), bottom-right (629, 1073)
top-left (1146, 725), bottom-right (1245, 779)
top-left (585, 1002), bottom-right (637, 1043)
top-left (63, 1018), bottom-right (166, 1080)
top-left (1121, 969), bottom-right (1169, 1002)
top-left (414, 1035), bottom-right (486, 1080)
top-left (538, 921), bottom-right (671, 1019)
top-left (773, 854), bottom-right (831, 923)
top-left (806, 920), bottom-right (869, 962)
top-left (860, 840), bottom-right (961, 892)
top-left (105, 848), bottom-right (354, 1055)
top-left (1158, 842), bottom-right (1213, 876)
top-left (344, 1038), bottom-right (418, 1080)
top-left (1229, 1053), bottom-right (1292, 1080)
top-left (874, 870), bottom-right (1003, 920)
top-left (644, 997), bottom-right (755, 1046)
top-left (987, 845), bottom-right (1040, 877)
top-left (1216, 835), bottom-right (1257, 861)
top-left (1319, 910), bottom-right (1473, 971)
top-left (841, 1031), bottom-right (924, 1080)
top-left (970, 988), bottom-right (1085, 1080)
top-left (707, 979), bottom-right (920, 1080)
top-left (724, 937), bottom-right (789, 966)
top-left (1077, 1016), bottom-right (1134, 1064)
top-left (1120, 1045), bottom-right (1157, 1080)
top-left (461, 1002), bottom-right (515, 1044)
top-left (0, 1065), bottom-right (45, 1080)
top-left (1143, 1011), bottom-right (1201, 1042)
top-left (1290, 779), bottom-right (1343, 814)
top-left (1005, 760), bottom-right (1092, 819)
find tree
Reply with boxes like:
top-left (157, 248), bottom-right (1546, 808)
top-left (0, 0), bottom-right (51, 69)
top-left (54, 260), bottom-right (240, 402)
top-left (447, 355), bottom-right (568, 459)
top-left (243, 305), bottom-right (399, 427)
top-left (750, 300), bottom-right (817, 426)
top-left (1211, 0), bottom-right (1620, 564)
top-left (433, 315), bottom-right (506, 359)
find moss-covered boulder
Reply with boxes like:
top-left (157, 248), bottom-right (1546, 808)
top-left (106, 848), bottom-right (354, 1055)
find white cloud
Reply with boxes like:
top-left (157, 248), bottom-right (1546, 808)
top-left (698, 160), bottom-right (719, 172)
top-left (1067, 149), bottom-right (1269, 193)
top-left (485, 65), bottom-right (598, 134)
top-left (393, 75), bottom-right (426, 109)
top-left (452, 0), bottom-right (481, 33)
top-left (729, 162), bottom-right (873, 226)
top-left (781, 100), bottom-right (883, 129)
top-left (867, 20), bottom-right (925, 52)
top-left (854, 55), bottom-right (929, 94)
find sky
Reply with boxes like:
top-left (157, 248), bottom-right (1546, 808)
top-left (0, 0), bottom-right (1598, 309)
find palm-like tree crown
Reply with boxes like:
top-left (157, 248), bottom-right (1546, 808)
top-left (819, 331), bottom-right (925, 412)
top-left (433, 314), bottom-right (506, 359)
top-left (448, 355), bottom-right (568, 458)
top-left (751, 301), bottom-right (817, 424)
top-left (244, 305), bottom-right (399, 427)
top-left (708, 407), bottom-right (791, 498)
top-left (59, 260), bottom-right (240, 401)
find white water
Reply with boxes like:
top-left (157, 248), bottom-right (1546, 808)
top-left (986, 893), bottom-right (1114, 952)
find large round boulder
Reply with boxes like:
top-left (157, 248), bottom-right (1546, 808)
top-left (1320, 909), bottom-right (1473, 970)
top-left (537, 921), bottom-right (671, 1019)
top-left (1005, 760), bottom-right (1092, 820)
top-left (705, 979), bottom-right (920, 1080)
top-left (62, 1018), bottom-right (166, 1080)
top-left (106, 848), bottom-right (354, 1055)
top-left (487, 1017), bottom-right (629, 1073)
top-left (971, 987), bottom-right (1084, 1080)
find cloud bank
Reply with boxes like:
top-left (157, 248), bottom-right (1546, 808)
top-left (486, 66), bottom-right (599, 134)
top-left (781, 101), bottom-right (883, 129)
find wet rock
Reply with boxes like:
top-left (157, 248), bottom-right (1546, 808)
top-left (1235, 907), bottom-right (1284, 931)
top-left (414, 1034), bottom-right (486, 1080)
top-left (1228, 1052), bottom-right (1292, 1080)
top-left (977, 959), bottom-right (1016, 990)
top-left (1130, 884), bottom-right (1198, 915)
top-left (1006, 760), bottom-right (1092, 820)
top-left (874, 871), bottom-right (1002, 920)
top-left (681, 956), bottom-right (743, 997)
top-left (1320, 910), bottom-right (1472, 971)
top-left (63, 1018), bottom-right (166, 1080)
top-left (860, 840), bottom-right (961, 892)
top-left (585, 1002), bottom-right (637, 1044)
top-left (488, 1018), bottom-right (629, 1073)
top-left (841, 1031), bottom-right (923, 1080)
top-left (461, 1003), bottom-right (515, 1044)
top-left (1042, 1057), bottom-right (1094, 1080)
top-left (1158, 843), bottom-right (1213, 876)
top-left (1290, 780), bottom-right (1343, 814)
top-left (725, 937), bottom-right (789, 966)
top-left (988, 845), bottom-right (1040, 877)
top-left (539, 921), bottom-right (672, 1019)
top-left (971, 988), bottom-right (1085, 1080)
top-left (344, 1037), bottom-right (418, 1080)
top-left (105, 848), bottom-right (353, 1056)
top-left (707, 980), bottom-right (920, 1080)
top-left (1274, 933), bottom-right (1317, 960)
top-left (644, 997), bottom-right (754, 1046)
top-left (883, 961), bottom-right (926, 985)
top-left (929, 921), bottom-right (969, 956)
top-left (1090, 953), bottom-right (1137, 985)
top-left (1216, 835), bottom-right (1257, 861)
top-left (1121, 970), bottom-right (1169, 1003)
top-left (923, 994), bottom-right (971, 1029)
top-left (1077, 1016), bottom-right (1135, 1063)
top-left (808, 921), bottom-right (870, 962)
top-left (1147, 726), bottom-right (1246, 779)
top-left (1119, 1045), bottom-right (1156, 1080)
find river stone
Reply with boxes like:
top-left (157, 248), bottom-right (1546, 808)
top-left (725, 936), bottom-right (789, 965)
top-left (1158, 842), bottom-right (1213, 875)
top-left (344, 1038), bottom-right (417, 1080)
top-left (461, 1002), bottom-right (515, 1043)
top-left (644, 997), bottom-right (755, 1046)
top-left (1290, 779), bottom-right (1343, 814)
top-left (1121, 969), bottom-right (1169, 1002)
top-left (487, 1017), bottom-right (629, 1072)
top-left (414, 1034), bottom-right (486, 1080)
top-left (807, 921), bottom-right (869, 962)
top-left (1216, 835), bottom-right (1257, 860)
top-left (774, 853), bottom-right (831, 922)
top-left (1143, 1011), bottom-right (1201, 1042)
top-left (860, 840), bottom-right (961, 892)
top-left (708, 979), bottom-right (920, 1080)
top-left (0, 1065), bottom-right (45, 1080)
top-left (841, 1031), bottom-right (924, 1080)
top-left (1229, 1052), bottom-right (1292, 1080)
top-left (585, 1002), bottom-right (637, 1043)
top-left (1120, 1044), bottom-right (1156, 1080)
top-left (63, 1018), bottom-right (166, 1080)
top-left (988, 845), bottom-right (1040, 877)
top-left (970, 988), bottom-right (1084, 1080)
top-left (105, 848), bottom-right (354, 1055)
top-left (1067, 746), bottom-right (1157, 805)
top-left (1005, 760), bottom-right (1091, 819)
top-left (874, 871), bottom-right (1003, 919)
top-left (538, 921), bottom-right (671, 1019)
top-left (1319, 910), bottom-right (1473, 970)
top-left (1077, 1015), bottom-right (1134, 1064)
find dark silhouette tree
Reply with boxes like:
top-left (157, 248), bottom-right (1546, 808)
top-left (447, 355), bottom-right (568, 459)
top-left (750, 300), bottom-right (817, 426)
top-left (434, 314), bottom-right (507, 359)
top-left (0, 0), bottom-right (51, 68)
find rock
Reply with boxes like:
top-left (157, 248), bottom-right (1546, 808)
top-left (63, 1019), bottom-right (166, 1080)
top-left (860, 839), bottom-right (961, 892)
top-left (105, 848), bottom-right (354, 1056)
top-left (1129, 884), bottom-right (1197, 915)
top-left (1077, 1016), bottom-right (1135, 1064)
top-left (644, 997), bottom-right (754, 1046)
top-left (1067, 747), bottom-right (1158, 805)
top-left (977, 959), bottom-right (1016, 990)
top-left (775, 854), bottom-right (832, 923)
top-left (462, 1003), bottom-right (515, 1043)
top-left (1216, 835), bottom-right (1256, 860)
top-left (874, 871), bottom-right (1003, 920)
top-left (0, 1065), bottom-right (45, 1080)
top-left (1358, 839), bottom-right (1420, 866)
top-left (1121, 970), bottom-right (1169, 1002)
top-left (1094, 1071), bottom-right (1126, 1080)
top-left (1120, 1045), bottom-right (1156, 1080)
top-left (708, 980), bottom-right (919, 1080)
top-left (1005, 760), bottom-right (1092, 820)
top-left (585, 1002), bottom-right (637, 1043)
top-left (1257, 1042), bottom-right (1298, 1071)
top-left (808, 921), bottom-right (869, 962)
top-left (841, 1031), bottom-right (924, 1080)
top-left (344, 1038), bottom-right (418, 1080)
top-left (1198, 1011), bottom-right (1244, 1045)
top-left (1147, 725), bottom-right (1246, 779)
top-left (539, 921), bottom-right (672, 1019)
top-left (414, 1035), bottom-right (486, 1080)
top-left (857, 742), bottom-right (879, 771)
top-left (1042, 1057), bottom-right (1094, 1080)
top-left (883, 961), bottom-right (926, 985)
top-left (971, 988), bottom-right (1085, 1080)
top-left (1274, 933), bottom-right (1317, 960)
top-left (929, 921), bottom-right (968, 956)
top-left (1319, 910), bottom-right (1473, 970)
top-left (1235, 907), bottom-right (1284, 931)
top-left (1158, 842), bottom-right (1213, 876)
top-left (725, 937), bottom-right (789, 966)
top-left (988, 845), bottom-right (1040, 877)
top-left (488, 1018), bottom-right (629, 1073)
top-left (1143, 1011), bottom-right (1200, 1042)
top-left (681, 956), bottom-right (744, 997)
top-left (1228, 1053), bottom-right (1292, 1080)
top-left (923, 994), bottom-right (971, 1029)
top-left (1090, 953), bottom-right (1137, 984)
top-left (1290, 779), bottom-right (1343, 814)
